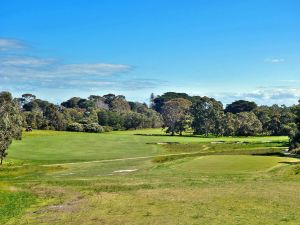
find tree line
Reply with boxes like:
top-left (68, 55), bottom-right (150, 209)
top-left (1, 91), bottom-right (300, 165)
top-left (290, 100), bottom-right (300, 154)
top-left (4, 91), bottom-right (300, 137)
top-left (19, 93), bottom-right (163, 132)
top-left (154, 92), bottom-right (298, 137)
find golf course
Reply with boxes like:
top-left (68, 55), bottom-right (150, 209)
top-left (1, 129), bottom-right (300, 225)
top-left (2, 1), bottom-right (300, 224)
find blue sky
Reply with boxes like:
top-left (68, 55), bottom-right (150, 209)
top-left (0, 0), bottom-right (300, 105)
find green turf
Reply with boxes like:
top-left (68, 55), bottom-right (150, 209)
top-left (170, 155), bottom-right (295, 174)
top-left (1, 129), bottom-right (300, 225)
top-left (0, 189), bottom-right (36, 224)
top-left (7, 129), bottom-right (288, 164)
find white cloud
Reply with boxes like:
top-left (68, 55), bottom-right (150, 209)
top-left (0, 54), bottom-right (164, 92)
top-left (264, 58), bottom-right (285, 64)
top-left (0, 38), bottom-right (164, 94)
top-left (56, 78), bottom-right (164, 90)
top-left (213, 87), bottom-right (300, 106)
top-left (56, 63), bottom-right (131, 76)
top-left (0, 56), bottom-right (131, 78)
top-left (0, 56), bottom-right (54, 67)
top-left (0, 38), bottom-right (25, 51)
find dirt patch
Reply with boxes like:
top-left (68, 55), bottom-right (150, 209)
top-left (33, 196), bottom-right (85, 214)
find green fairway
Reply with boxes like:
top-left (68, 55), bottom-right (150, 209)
top-left (8, 129), bottom-right (288, 164)
top-left (1, 130), bottom-right (300, 225)
top-left (170, 155), bottom-right (297, 174)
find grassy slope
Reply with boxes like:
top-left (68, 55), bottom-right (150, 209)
top-left (171, 155), bottom-right (293, 173)
top-left (1, 130), bottom-right (300, 225)
top-left (8, 129), bottom-right (288, 164)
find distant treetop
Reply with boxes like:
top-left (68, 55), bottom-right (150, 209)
top-left (225, 100), bottom-right (257, 114)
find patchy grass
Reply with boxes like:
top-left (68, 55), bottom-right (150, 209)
top-left (0, 165), bottom-right (65, 180)
top-left (1, 129), bottom-right (299, 225)
top-left (152, 142), bottom-right (287, 163)
top-left (162, 141), bottom-right (287, 153)
top-left (0, 190), bottom-right (36, 224)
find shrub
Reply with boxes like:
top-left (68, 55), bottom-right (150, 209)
top-left (102, 126), bottom-right (113, 132)
top-left (67, 122), bottom-right (84, 132)
top-left (83, 123), bottom-right (104, 133)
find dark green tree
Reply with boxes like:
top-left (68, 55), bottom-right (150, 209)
top-left (88, 95), bottom-right (109, 110)
top-left (44, 104), bottom-right (68, 130)
top-left (225, 100), bottom-right (257, 114)
top-left (223, 113), bottom-right (237, 136)
top-left (290, 101), bottom-right (300, 153)
top-left (190, 97), bottom-right (224, 136)
top-left (0, 92), bottom-right (23, 165)
top-left (152, 92), bottom-right (192, 113)
top-left (110, 98), bottom-right (131, 113)
top-left (161, 98), bottom-right (192, 135)
top-left (61, 97), bottom-right (82, 108)
top-left (98, 110), bottom-right (124, 130)
top-left (253, 105), bottom-right (296, 136)
top-left (123, 112), bottom-right (144, 130)
top-left (235, 112), bottom-right (262, 136)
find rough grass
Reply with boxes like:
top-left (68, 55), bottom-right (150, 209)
top-left (152, 142), bottom-right (287, 163)
top-left (0, 189), bottom-right (36, 224)
top-left (1, 129), bottom-right (300, 225)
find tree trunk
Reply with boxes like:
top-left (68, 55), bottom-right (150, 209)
top-left (0, 157), bottom-right (3, 165)
top-left (171, 131), bottom-right (174, 136)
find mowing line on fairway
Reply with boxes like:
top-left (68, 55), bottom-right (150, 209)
top-left (9, 146), bottom-right (288, 168)
top-left (9, 146), bottom-right (210, 168)
top-left (40, 149), bottom-right (210, 167)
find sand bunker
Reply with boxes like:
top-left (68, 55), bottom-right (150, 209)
top-left (113, 169), bottom-right (138, 173)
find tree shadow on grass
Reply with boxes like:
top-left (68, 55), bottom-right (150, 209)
top-left (278, 161), bottom-right (300, 165)
top-left (252, 152), bottom-right (286, 157)
top-left (134, 133), bottom-right (199, 138)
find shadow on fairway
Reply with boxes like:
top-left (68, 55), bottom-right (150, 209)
top-left (278, 161), bottom-right (300, 165)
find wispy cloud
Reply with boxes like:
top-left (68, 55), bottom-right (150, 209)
top-left (0, 56), bottom-right (54, 67)
top-left (55, 63), bottom-right (131, 76)
top-left (61, 78), bottom-right (165, 91)
top-left (0, 42), bottom-right (164, 93)
top-left (0, 55), bottom-right (131, 78)
top-left (264, 58), bottom-right (285, 64)
top-left (214, 87), bottom-right (300, 106)
top-left (0, 38), bottom-right (25, 51)
top-left (0, 72), bottom-right (165, 92)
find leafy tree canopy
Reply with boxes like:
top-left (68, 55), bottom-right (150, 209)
top-left (290, 100), bottom-right (300, 152)
top-left (225, 100), bottom-right (257, 114)
top-left (152, 92), bottom-right (192, 112)
top-left (0, 92), bottom-right (23, 165)
top-left (161, 98), bottom-right (192, 135)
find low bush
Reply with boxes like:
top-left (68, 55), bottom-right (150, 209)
top-left (102, 126), bottom-right (113, 132)
top-left (83, 123), bottom-right (104, 133)
top-left (67, 122), bottom-right (84, 132)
